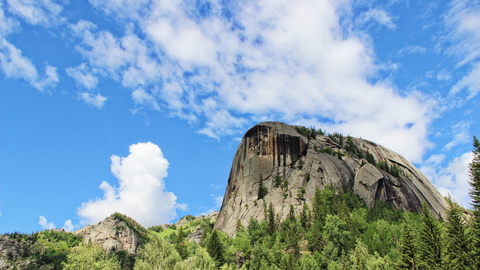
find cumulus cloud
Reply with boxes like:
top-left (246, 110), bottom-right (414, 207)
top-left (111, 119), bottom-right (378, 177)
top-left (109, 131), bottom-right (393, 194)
top-left (420, 151), bottom-right (474, 207)
top-left (63, 220), bottom-right (74, 232)
top-left (65, 0), bottom-right (437, 162)
top-left (78, 142), bottom-right (186, 227)
top-left (78, 92), bottom-right (107, 108)
top-left (39, 216), bottom-right (55, 230)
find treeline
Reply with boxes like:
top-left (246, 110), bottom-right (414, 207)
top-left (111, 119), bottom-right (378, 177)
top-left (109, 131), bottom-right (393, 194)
top-left (2, 137), bottom-right (479, 269)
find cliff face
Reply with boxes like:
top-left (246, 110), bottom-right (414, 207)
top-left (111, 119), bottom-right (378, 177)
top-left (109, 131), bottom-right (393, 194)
top-left (74, 215), bottom-right (140, 254)
top-left (214, 122), bottom-right (447, 236)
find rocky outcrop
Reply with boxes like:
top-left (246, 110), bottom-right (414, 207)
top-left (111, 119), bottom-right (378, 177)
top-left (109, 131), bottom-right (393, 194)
top-left (215, 122), bottom-right (448, 236)
top-left (74, 215), bottom-right (140, 253)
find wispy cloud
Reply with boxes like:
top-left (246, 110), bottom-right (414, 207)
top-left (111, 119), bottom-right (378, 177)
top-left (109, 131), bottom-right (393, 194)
top-left (356, 8), bottom-right (396, 30)
top-left (0, 38), bottom-right (59, 91)
top-left (445, 0), bottom-right (480, 99)
top-left (5, 0), bottom-right (63, 26)
top-left (443, 121), bottom-right (471, 151)
top-left (77, 142), bottom-right (186, 227)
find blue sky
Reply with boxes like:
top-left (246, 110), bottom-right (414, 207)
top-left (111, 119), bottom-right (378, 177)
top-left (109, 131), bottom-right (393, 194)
top-left (0, 0), bottom-right (479, 233)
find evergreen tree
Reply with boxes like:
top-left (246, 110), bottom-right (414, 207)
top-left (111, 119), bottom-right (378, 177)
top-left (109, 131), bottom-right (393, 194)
top-left (469, 136), bottom-right (480, 269)
top-left (257, 177), bottom-right (268, 200)
top-left (267, 202), bottom-right (275, 236)
top-left (445, 198), bottom-right (471, 269)
top-left (236, 219), bottom-right (245, 234)
top-left (398, 222), bottom-right (417, 269)
top-left (206, 229), bottom-right (225, 267)
top-left (175, 227), bottom-right (188, 260)
top-left (418, 203), bottom-right (443, 269)
top-left (300, 203), bottom-right (311, 230)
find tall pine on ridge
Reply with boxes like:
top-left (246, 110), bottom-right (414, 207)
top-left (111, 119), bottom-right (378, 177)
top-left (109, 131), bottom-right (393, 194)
top-left (469, 136), bottom-right (480, 269)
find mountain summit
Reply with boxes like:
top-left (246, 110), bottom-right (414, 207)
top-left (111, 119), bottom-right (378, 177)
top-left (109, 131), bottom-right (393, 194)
top-left (215, 121), bottom-right (447, 236)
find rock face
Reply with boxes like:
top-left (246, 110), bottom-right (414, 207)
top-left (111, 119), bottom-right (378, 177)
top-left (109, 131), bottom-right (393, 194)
top-left (215, 121), bottom-right (448, 236)
top-left (74, 215), bottom-right (139, 254)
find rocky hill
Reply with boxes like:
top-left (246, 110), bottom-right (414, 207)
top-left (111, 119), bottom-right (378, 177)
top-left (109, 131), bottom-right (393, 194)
top-left (74, 213), bottom-right (149, 254)
top-left (214, 121), bottom-right (448, 236)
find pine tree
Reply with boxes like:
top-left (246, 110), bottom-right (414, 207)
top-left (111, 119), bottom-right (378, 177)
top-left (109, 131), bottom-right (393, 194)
top-left (444, 197), bottom-right (471, 269)
top-left (236, 219), bottom-right (245, 234)
top-left (207, 229), bottom-right (225, 267)
top-left (398, 222), bottom-right (417, 269)
top-left (267, 202), bottom-right (275, 235)
top-left (418, 203), bottom-right (443, 269)
top-left (300, 203), bottom-right (311, 230)
top-left (175, 227), bottom-right (188, 260)
top-left (469, 136), bottom-right (480, 269)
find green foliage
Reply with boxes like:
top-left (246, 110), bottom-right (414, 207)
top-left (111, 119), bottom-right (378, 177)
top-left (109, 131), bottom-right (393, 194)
top-left (134, 233), bottom-right (180, 270)
top-left (175, 227), bottom-right (188, 260)
top-left (418, 203), bottom-right (443, 269)
top-left (398, 222), bottom-right (417, 269)
top-left (63, 244), bottom-right (121, 270)
top-left (297, 188), bottom-right (306, 200)
top-left (206, 230), bottom-right (225, 267)
top-left (444, 197), bottom-right (472, 269)
top-left (273, 175), bottom-right (282, 188)
top-left (111, 213), bottom-right (150, 245)
top-left (469, 136), bottom-right (480, 269)
top-left (321, 146), bottom-right (334, 155)
top-left (296, 126), bottom-right (323, 140)
top-left (148, 225), bottom-right (163, 232)
top-left (365, 151), bottom-right (376, 165)
top-left (258, 177), bottom-right (268, 200)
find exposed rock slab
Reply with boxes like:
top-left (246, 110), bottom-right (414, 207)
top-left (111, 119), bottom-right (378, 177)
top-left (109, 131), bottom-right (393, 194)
top-left (215, 122), bottom-right (448, 236)
top-left (74, 215), bottom-right (139, 253)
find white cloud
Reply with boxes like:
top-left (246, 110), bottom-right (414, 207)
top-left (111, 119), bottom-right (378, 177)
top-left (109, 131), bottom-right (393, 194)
top-left (399, 45), bottom-right (427, 55)
top-left (0, 38), bottom-right (59, 91)
top-left (356, 8), bottom-right (396, 29)
top-left (200, 194), bottom-right (224, 216)
top-left (445, 0), bottom-right (480, 98)
top-left (32, 64), bottom-right (59, 91)
top-left (77, 142), bottom-right (186, 227)
top-left (64, 0), bottom-right (439, 163)
top-left (39, 216), bottom-right (55, 230)
top-left (132, 88), bottom-right (160, 110)
top-left (0, 2), bottom-right (20, 35)
top-left (5, 0), bottom-right (63, 26)
top-left (0, 37), bottom-right (38, 81)
top-left (66, 63), bottom-right (99, 90)
top-left (63, 220), bottom-right (74, 232)
top-left (78, 92), bottom-right (107, 108)
top-left (420, 151), bottom-right (474, 207)
top-left (443, 121), bottom-right (470, 151)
